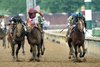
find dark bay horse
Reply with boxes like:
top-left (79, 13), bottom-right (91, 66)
top-left (67, 18), bottom-right (86, 61)
top-left (26, 23), bottom-right (45, 62)
top-left (7, 22), bottom-right (25, 61)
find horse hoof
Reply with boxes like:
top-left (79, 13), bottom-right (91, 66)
top-left (41, 52), bottom-right (44, 55)
top-left (36, 59), bottom-right (40, 62)
top-left (22, 52), bottom-right (25, 55)
top-left (85, 49), bottom-right (87, 53)
top-left (29, 58), bottom-right (33, 61)
top-left (83, 58), bottom-right (86, 62)
top-left (68, 56), bottom-right (71, 59)
top-left (79, 52), bottom-right (83, 57)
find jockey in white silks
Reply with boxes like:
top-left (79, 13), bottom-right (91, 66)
top-left (27, 14), bottom-right (39, 28)
top-left (0, 18), bottom-right (6, 32)
top-left (28, 8), bottom-right (44, 32)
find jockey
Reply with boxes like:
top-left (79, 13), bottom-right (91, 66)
top-left (77, 12), bottom-right (86, 28)
top-left (28, 8), bottom-right (44, 32)
top-left (0, 15), bottom-right (6, 33)
top-left (10, 15), bottom-right (26, 30)
top-left (9, 15), bottom-right (26, 41)
top-left (67, 12), bottom-right (86, 38)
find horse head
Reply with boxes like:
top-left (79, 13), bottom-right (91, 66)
top-left (76, 18), bottom-right (85, 32)
top-left (16, 22), bottom-right (23, 37)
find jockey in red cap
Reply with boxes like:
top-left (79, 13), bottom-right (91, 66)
top-left (27, 8), bottom-right (44, 32)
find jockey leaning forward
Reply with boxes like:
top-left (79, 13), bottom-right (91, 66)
top-left (27, 8), bottom-right (44, 32)
top-left (10, 15), bottom-right (26, 30)
top-left (67, 12), bottom-right (86, 38)
top-left (9, 15), bottom-right (26, 41)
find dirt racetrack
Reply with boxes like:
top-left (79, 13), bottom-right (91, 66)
top-left (0, 37), bottom-right (100, 67)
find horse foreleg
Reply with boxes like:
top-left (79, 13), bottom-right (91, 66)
top-left (16, 44), bottom-right (21, 61)
top-left (2, 37), bottom-right (6, 48)
top-left (78, 46), bottom-right (83, 58)
top-left (7, 37), bottom-right (10, 48)
top-left (41, 39), bottom-right (45, 55)
top-left (30, 45), bottom-right (32, 53)
top-left (74, 45), bottom-right (78, 61)
top-left (32, 45), bottom-right (36, 61)
top-left (22, 43), bottom-right (25, 55)
top-left (37, 44), bottom-right (40, 62)
top-left (11, 44), bottom-right (15, 59)
top-left (81, 44), bottom-right (87, 57)
top-left (8, 41), bottom-right (9, 48)
top-left (68, 38), bottom-right (73, 59)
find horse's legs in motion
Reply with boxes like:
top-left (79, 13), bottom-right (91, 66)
top-left (68, 38), bottom-right (74, 59)
top-left (21, 42), bottom-right (25, 55)
top-left (16, 43), bottom-right (21, 60)
top-left (41, 33), bottom-right (45, 55)
top-left (74, 45), bottom-right (78, 61)
top-left (78, 45), bottom-right (83, 57)
top-left (2, 37), bottom-right (6, 48)
top-left (32, 45), bottom-right (36, 61)
top-left (30, 45), bottom-right (32, 53)
top-left (80, 44), bottom-right (87, 57)
top-left (11, 44), bottom-right (15, 59)
top-left (37, 44), bottom-right (41, 62)
top-left (41, 39), bottom-right (45, 55)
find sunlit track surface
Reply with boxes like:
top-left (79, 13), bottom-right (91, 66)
top-left (0, 37), bottom-right (100, 67)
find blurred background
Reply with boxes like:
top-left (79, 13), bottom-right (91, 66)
top-left (0, 0), bottom-right (100, 36)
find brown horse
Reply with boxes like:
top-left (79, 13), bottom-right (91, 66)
top-left (0, 25), bottom-right (6, 48)
top-left (7, 22), bottom-right (25, 61)
top-left (67, 18), bottom-right (86, 61)
top-left (26, 23), bottom-right (45, 62)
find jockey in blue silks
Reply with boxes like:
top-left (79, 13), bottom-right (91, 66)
top-left (67, 12), bottom-right (86, 38)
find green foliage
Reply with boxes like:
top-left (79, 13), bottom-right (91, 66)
top-left (0, 0), bottom-right (26, 16)
top-left (39, 0), bottom-right (84, 13)
top-left (0, 0), bottom-right (99, 15)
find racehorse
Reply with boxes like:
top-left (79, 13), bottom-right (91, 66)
top-left (26, 22), bottom-right (45, 62)
top-left (67, 18), bottom-right (86, 62)
top-left (0, 23), bottom-right (6, 48)
top-left (7, 22), bottom-right (25, 61)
